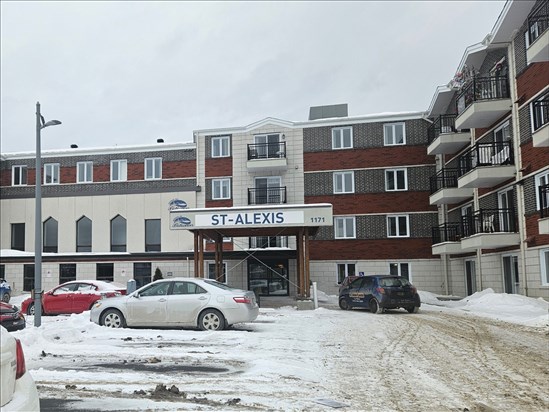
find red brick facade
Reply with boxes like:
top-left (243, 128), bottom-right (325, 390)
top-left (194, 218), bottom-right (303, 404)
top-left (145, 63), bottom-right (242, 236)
top-left (205, 157), bottom-right (232, 177)
top-left (309, 238), bottom-right (434, 260)
top-left (516, 62), bottom-right (549, 102)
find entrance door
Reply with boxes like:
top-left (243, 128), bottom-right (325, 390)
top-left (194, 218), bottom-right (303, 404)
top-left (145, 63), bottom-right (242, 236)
top-left (465, 260), bottom-right (476, 296)
top-left (503, 255), bottom-right (519, 294)
top-left (248, 259), bottom-right (288, 296)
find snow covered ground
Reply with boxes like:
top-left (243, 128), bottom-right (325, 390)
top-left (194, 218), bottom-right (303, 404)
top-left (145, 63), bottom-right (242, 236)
top-left (7, 289), bottom-right (549, 411)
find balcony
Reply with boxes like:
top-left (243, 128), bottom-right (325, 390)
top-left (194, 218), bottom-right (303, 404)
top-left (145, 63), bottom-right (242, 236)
top-left (248, 186), bottom-right (287, 205)
top-left (460, 208), bottom-right (520, 249)
top-left (455, 76), bottom-right (511, 129)
top-left (457, 141), bottom-right (515, 188)
top-left (431, 223), bottom-right (464, 255)
top-left (247, 142), bottom-right (287, 171)
top-left (429, 168), bottom-right (473, 205)
top-left (427, 115), bottom-right (470, 155)
top-left (526, 1), bottom-right (549, 64)
top-left (539, 184), bottom-right (549, 235)
top-left (532, 98), bottom-right (549, 147)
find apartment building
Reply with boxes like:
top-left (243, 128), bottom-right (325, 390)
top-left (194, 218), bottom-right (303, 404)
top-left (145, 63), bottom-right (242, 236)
top-left (427, 0), bottom-right (549, 299)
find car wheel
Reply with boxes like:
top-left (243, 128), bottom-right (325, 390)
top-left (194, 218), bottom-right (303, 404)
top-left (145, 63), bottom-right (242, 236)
top-left (1, 293), bottom-right (10, 303)
top-left (406, 306), bottom-right (419, 314)
top-left (27, 302), bottom-right (35, 315)
top-left (198, 309), bottom-right (226, 331)
top-left (369, 298), bottom-right (383, 314)
top-left (101, 309), bottom-right (126, 328)
top-left (339, 298), bottom-right (351, 310)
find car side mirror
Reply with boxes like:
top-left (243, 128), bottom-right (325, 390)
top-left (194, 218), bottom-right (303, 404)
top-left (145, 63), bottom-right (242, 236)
top-left (132, 292), bottom-right (140, 299)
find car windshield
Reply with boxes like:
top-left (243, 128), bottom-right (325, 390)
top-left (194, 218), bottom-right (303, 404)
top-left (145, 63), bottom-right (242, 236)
top-left (378, 277), bottom-right (411, 287)
top-left (204, 280), bottom-right (234, 291)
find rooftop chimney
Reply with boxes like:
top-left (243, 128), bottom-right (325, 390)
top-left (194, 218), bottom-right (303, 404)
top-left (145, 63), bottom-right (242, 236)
top-left (157, 138), bottom-right (164, 143)
top-left (70, 144), bottom-right (78, 149)
top-left (308, 104), bottom-right (348, 120)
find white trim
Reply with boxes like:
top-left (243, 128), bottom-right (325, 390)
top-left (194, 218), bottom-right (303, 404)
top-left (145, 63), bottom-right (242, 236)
top-left (333, 171), bottom-right (355, 194)
top-left (389, 262), bottom-right (412, 281)
top-left (144, 157), bottom-right (162, 180)
top-left (540, 248), bottom-right (549, 286)
top-left (385, 168), bottom-right (408, 191)
top-left (110, 159), bottom-right (127, 182)
top-left (44, 163), bottom-right (60, 185)
top-left (331, 126), bottom-right (353, 150)
top-left (211, 136), bottom-right (231, 158)
top-left (383, 122), bottom-right (406, 146)
top-left (334, 216), bottom-right (356, 239)
top-left (76, 161), bottom-right (93, 183)
top-left (535, 170), bottom-right (549, 210)
top-left (387, 215), bottom-right (410, 237)
top-left (11, 165), bottom-right (27, 186)
top-left (212, 178), bottom-right (231, 200)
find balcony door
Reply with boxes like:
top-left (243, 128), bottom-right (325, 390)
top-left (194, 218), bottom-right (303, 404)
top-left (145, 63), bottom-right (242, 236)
top-left (255, 133), bottom-right (281, 159)
top-left (492, 122), bottom-right (511, 164)
top-left (255, 176), bottom-right (281, 204)
top-left (498, 188), bottom-right (514, 232)
top-left (461, 204), bottom-right (474, 237)
top-left (502, 255), bottom-right (519, 294)
top-left (465, 259), bottom-right (476, 296)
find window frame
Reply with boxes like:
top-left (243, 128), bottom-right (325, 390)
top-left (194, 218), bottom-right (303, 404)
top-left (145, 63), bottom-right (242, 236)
top-left (334, 216), bottom-right (356, 239)
top-left (43, 217), bottom-right (58, 253)
top-left (535, 170), bottom-right (549, 211)
top-left (110, 159), bottom-right (128, 182)
top-left (212, 178), bottom-right (231, 200)
top-left (44, 163), bottom-right (60, 185)
top-left (144, 158), bottom-right (162, 180)
top-left (540, 248), bottom-right (549, 286)
top-left (11, 223), bottom-right (25, 251)
top-left (76, 216), bottom-right (92, 252)
top-left (12, 165), bottom-right (28, 186)
top-left (383, 123), bottom-right (406, 146)
top-left (336, 263), bottom-right (356, 284)
top-left (333, 171), bottom-right (355, 194)
top-left (389, 262), bottom-right (411, 281)
top-left (77, 161), bottom-right (93, 183)
top-left (387, 215), bottom-right (410, 237)
top-left (331, 127), bottom-right (353, 150)
top-left (207, 262), bottom-right (228, 283)
top-left (385, 168), bottom-right (408, 191)
top-left (211, 136), bottom-right (231, 158)
top-left (145, 219), bottom-right (161, 252)
top-left (530, 92), bottom-right (549, 133)
top-left (110, 215), bottom-right (127, 252)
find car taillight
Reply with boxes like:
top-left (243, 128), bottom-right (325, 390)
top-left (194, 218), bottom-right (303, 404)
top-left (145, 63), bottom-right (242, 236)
top-left (411, 286), bottom-right (417, 294)
top-left (375, 287), bottom-right (386, 294)
top-left (233, 297), bottom-right (251, 304)
top-left (15, 338), bottom-right (26, 379)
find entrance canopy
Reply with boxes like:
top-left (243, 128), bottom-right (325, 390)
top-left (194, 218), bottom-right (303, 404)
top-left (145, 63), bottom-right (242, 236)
top-left (170, 204), bottom-right (333, 297)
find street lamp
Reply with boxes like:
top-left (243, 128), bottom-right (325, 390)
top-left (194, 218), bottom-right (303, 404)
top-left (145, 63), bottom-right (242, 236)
top-left (34, 101), bottom-right (61, 327)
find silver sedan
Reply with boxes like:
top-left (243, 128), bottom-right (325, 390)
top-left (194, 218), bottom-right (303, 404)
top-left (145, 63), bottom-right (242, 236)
top-left (90, 278), bottom-right (259, 331)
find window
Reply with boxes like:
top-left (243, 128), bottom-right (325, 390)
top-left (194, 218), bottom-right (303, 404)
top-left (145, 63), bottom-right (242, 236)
top-left (332, 127), bottom-right (353, 149)
top-left (334, 216), bottom-right (356, 239)
top-left (211, 136), bottom-right (230, 157)
top-left (254, 133), bottom-right (281, 158)
top-left (43, 217), bottom-right (58, 252)
top-left (44, 163), bottom-right (60, 184)
top-left (134, 263), bottom-right (152, 289)
top-left (212, 178), bottom-right (231, 200)
top-left (23, 265), bottom-right (34, 291)
top-left (59, 264), bottom-right (77, 284)
top-left (333, 171), bottom-right (354, 194)
top-left (76, 216), bottom-right (92, 252)
top-left (77, 162), bottom-right (93, 183)
top-left (536, 171), bottom-right (549, 210)
top-left (249, 236), bottom-right (288, 248)
top-left (384, 123), bottom-right (406, 145)
top-left (172, 281), bottom-right (207, 295)
top-left (540, 249), bottom-right (549, 286)
top-left (96, 263), bottom-right (114, 282)
top-left (145, 158), bottom-right (162, 180)
top-left (145, 219), bottom-right (161, 252)
top-left (12, 165), bottom-right (27, 186)
top-left (110, 215), bottom-right (127, 252)
top-left (337, 263), bottom-right (356, 284)
top-left (253, 176), bottom-right (283, 204)
top-left (208, 263), bottom-right (227, 283)
top-left (111, 159), bottom-right (127, 182)
top-left (11, 223), bottom-right (25, 251)
top-left (531, 93), bottom-right (549, 132)
top-left (390, 262), bottom-right (410, 280)
top-left (385, 169), bottom-right (408, 191)
top-left (387, 215), bottom-right (409, 237)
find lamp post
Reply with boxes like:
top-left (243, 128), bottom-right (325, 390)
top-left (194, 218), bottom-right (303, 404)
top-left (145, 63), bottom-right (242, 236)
top-left (34, 102), bottom-right (61, 327)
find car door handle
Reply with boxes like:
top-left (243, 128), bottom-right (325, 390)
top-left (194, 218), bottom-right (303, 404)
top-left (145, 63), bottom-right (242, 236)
top-left (158, 298), bottom-right (167, 302)
top-left (198, 296), bottom-right (207, 300)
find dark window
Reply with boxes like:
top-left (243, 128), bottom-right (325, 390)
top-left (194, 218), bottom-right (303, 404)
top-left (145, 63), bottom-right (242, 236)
top-left (96, 263), bottom-right (114, 282)
top-left (145, 219), bottom-right (161, 252)
top-left (59, 264), bottom-right (77, 284)
top-left (11, 223), bottom-right (25, 251)
top-left (133, 262), bottom-right (152, 289)
top-left (23, 264), bottom-right (34, 291)
top-left (0, 265), bottom-right (5, 280)
top-left (43, 217), bottom-right (58, 253)
top-left (208, 263), bottom-right (227, 283)
top-left (110, 215), bottom-right (126, 252)
top-left (76, 216), bottom-right (92, 252)
top-left (172, 281), bottom-right (207, 295)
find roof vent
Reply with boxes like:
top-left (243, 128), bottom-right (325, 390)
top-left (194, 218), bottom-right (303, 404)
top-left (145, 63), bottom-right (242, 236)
top-left (70, 144), bottom-right (78, 149)
top-left (308, 104), bottom-right (348, 120)
top-left (157, 138), bottom-right (164, 143)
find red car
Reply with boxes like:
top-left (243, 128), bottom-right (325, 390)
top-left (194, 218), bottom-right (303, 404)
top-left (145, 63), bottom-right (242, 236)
top-left (21, 280), bottom-right (126, 316)
top-left (0, 301), bottom-right (26, 331)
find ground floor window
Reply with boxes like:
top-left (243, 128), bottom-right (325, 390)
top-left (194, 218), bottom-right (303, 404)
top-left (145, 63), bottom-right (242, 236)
top-left (60, 264), bottom-right (77, 284)
top-left (389, 262), bottom-right (410, 280)
top-left (248, 259), bottom-right (288, 296)
top-left (208, 262), bottom-right (227, 283)
top-left (23, 264), bottom-right (34, 291)
top-left (337, 263), bottom-right (356, 284)
top-left (134, 262), bottom-right (152, 289)
top-left (97, 263), bottom-right (114, 282)
top-left (540, 249), bottom-right (549, 286)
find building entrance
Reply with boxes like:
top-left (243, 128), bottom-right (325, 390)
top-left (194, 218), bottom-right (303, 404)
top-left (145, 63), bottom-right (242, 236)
top-left (248, 259), bottom-right (289, 296)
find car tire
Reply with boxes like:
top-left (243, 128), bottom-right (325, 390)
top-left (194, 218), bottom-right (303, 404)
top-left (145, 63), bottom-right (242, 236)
top-left (27, 302), bottom-right (35, 315)
top-left (198, 309), bottom-right (226, 331)
top-left (369, 298), bottom-right (383, 314)
top-left (1, 293), bottom-right (10, 303)
top-left (406, 306), bottom-right (419, 314)
top-left (101, 309), bottom-right (126, 328)
top-left (339, 298), bottom-right (351, 310)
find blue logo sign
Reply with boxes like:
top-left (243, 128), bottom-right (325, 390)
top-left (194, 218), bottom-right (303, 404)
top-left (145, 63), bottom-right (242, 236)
top-left (168, 199), bottom-right (188, 211)
top-left (173, 216), bottom-right (192, 228)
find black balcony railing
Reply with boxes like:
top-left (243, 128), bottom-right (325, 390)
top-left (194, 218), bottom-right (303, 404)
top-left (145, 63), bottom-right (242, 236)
top-left (432, 223), bottom-right (461, 245)
top-left (527, 1), bottom-right (549, 46)
top-left (248, 187), bottom-right (287, 205)
top-left (540, 184), bottom-right (549, 218)
top-left (458, 140), bottom-right (513, 176)
top-left (427, 114), bottom-right (468, 144)
top-left (461, 208), bottom-right (517, 237)
top-left (532, 98), bottom-right (549, 132)
top-left (456, 75), bottom-right (510, 115)
top-left (248, 142), bottom-right (286, 160)
top-left (430, 168), bottom-right (460, 194)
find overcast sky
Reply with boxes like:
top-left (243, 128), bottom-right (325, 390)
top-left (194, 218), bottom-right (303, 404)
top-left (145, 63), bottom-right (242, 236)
top-left (1, 1), bottom-right (506, 153)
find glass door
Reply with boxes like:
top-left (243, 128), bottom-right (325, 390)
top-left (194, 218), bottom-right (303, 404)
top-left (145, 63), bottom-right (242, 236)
top-left (498, 187), bottom-right (515, 232)
top-left (502, 255), bottom-right (519, 294)
top-left (465, 259), bottom-right (476, 296)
